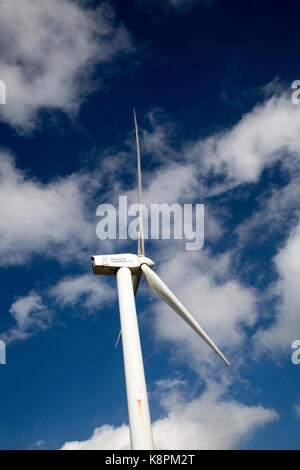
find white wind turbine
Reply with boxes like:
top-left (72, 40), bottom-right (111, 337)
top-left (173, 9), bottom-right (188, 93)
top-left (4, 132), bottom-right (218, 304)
top-left (91, 109), bottom-right (230, 450)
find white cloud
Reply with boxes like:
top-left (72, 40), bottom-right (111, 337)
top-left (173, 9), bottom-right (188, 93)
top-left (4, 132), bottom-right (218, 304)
top-left (0, 152), bottom-right (95, 265)
top-left (0, 0), bottom-right (132, 131)
top-left (2, 291), bottom-right (52, 343)
top-left (187, 93), bottom-right (300, 190)
top-left (253, 220), bottom-right (300, 355)
top-left (61, 381), bottom-right (278, 450)
top-left (61, 423), bottom-right (130, 451)
top-left (50, 273), bottom-right (115, 311)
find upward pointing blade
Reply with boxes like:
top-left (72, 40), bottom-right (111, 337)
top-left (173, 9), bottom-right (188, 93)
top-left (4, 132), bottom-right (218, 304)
top-left (134, 108), bottom-right (145, 257)
top-left (141, 264), bottom-right (230, 366)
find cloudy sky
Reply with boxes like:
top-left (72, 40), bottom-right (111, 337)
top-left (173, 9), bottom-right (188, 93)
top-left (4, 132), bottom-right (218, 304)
top-left (0, 0), bottom-right (300, 450)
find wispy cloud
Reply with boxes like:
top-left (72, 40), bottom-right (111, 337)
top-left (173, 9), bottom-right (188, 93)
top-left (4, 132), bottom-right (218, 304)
top-left (27, 440), bottom-right (45, 450)
top-left (293, 399), bottom-right (300, 419)
top-left (1, 292), bottom-right (52, 343)
top-left (167, 0), bottom-right (198, 9)
top-left (50, 273), bottom-right (115, 312)
top-left (253, 220), bottom-right (300, 355)
top-left (141, 0), bottom-right (202, 12)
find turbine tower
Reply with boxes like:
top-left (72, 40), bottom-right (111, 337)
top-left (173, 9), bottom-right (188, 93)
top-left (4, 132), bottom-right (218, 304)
top-left (91, 109), bottom-right (230, 450)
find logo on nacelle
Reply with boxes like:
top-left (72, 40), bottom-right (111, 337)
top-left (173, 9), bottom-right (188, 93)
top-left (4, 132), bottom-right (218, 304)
top-left (91, 253), bottom-right (154, 275)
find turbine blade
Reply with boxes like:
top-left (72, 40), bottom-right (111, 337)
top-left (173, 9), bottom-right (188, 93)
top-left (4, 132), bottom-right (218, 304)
top-left (134, 108), bottom-right (145, 257)
top-left (115, 271), bottom-right (143, 349)
top-left (132, 271), bottom-right (142, 295)
top-left (141, 264), bottom-right (230, 366)
top-left (115, 329), bottom-right (122, 349)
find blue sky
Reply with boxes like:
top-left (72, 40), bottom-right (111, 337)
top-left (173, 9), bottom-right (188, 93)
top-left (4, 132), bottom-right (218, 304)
top-left (0, 0), bottom-right (300, 450)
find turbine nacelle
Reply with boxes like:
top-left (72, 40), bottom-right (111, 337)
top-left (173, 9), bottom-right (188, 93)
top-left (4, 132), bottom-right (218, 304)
top-left (91, 253), bottom-right (154, 275)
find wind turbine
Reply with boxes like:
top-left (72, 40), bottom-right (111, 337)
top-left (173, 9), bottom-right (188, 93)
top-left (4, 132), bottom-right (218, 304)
top-left (91, 109), bottom-right (230, 451)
